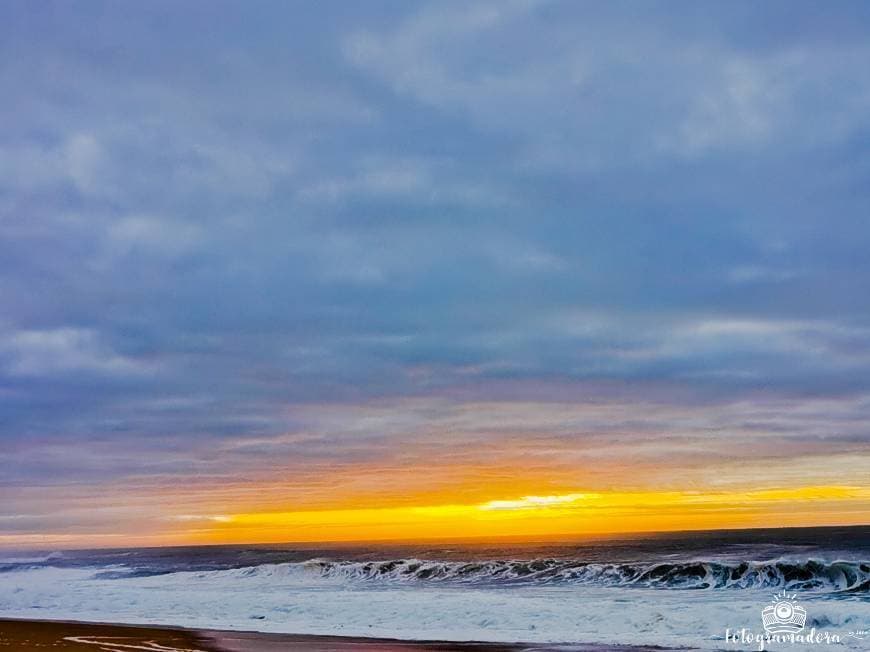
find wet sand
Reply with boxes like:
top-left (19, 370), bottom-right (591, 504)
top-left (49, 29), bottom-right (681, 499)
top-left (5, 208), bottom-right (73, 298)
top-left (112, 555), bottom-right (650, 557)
top-left (0, 619), bottom-right (679, 652)
top-left (0, 618), bottom-right (215, 651)
top-left (0, 619), bottom-right (529, 651)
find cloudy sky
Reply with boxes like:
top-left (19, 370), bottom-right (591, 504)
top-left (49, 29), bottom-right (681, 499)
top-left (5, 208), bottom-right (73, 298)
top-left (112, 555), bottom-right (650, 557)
top-left (2, 0), bottom-right (870, 546)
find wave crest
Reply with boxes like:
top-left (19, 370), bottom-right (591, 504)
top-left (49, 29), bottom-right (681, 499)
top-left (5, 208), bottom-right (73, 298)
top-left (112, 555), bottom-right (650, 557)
top-left (300, 558), bottom-right (869, 592)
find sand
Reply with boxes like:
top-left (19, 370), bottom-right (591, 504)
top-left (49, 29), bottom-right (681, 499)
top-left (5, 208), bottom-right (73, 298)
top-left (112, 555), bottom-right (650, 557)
top-left (0, 618), bottom-right (214, 651)
top-left (0, 619), bottom-right (656, 652)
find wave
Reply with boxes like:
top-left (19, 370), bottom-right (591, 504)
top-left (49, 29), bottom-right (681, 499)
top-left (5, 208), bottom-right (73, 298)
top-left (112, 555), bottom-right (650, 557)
top-left (0, 551), bottom-right (65, 574)
top-left (10, 555), bottom-right (868, 592)
top-left (0, 551), bottom-right (63, 565)
top-left (296, 558), bottom-right (870, 592)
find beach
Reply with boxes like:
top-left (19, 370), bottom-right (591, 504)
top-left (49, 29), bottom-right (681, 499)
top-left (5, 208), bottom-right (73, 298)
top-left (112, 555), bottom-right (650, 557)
top-left (0, 619), bottom-right (653, 651)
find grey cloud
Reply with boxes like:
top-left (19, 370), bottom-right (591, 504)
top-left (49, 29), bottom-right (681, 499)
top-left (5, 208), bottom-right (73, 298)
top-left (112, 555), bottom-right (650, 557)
top-left (2, 1), bottom-right (870, 534)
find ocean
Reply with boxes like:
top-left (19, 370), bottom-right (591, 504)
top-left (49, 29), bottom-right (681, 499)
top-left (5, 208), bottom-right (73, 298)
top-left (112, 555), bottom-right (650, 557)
top-left (1, 526), bottom-right (868, 650)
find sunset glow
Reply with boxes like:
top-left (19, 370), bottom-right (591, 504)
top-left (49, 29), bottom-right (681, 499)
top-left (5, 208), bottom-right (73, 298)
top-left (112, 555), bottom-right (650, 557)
top-left (182, 485), bottom-right (870, 544)
top-left (6, 484), bottom-right (866, 549)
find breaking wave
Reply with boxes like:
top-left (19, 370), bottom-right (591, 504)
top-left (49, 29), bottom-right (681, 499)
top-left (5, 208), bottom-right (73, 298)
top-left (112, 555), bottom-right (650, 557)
top-left (295, 558), bottom-right (870, 592)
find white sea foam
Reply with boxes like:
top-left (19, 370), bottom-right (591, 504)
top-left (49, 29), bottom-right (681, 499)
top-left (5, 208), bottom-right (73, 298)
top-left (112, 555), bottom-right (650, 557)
top-left (0, 564), bottom-right (868, 650)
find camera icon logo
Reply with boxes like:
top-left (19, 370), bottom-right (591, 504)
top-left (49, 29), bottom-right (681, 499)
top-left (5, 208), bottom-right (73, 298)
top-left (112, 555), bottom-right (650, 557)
top-left (761, 591), bottom-right (807, 634)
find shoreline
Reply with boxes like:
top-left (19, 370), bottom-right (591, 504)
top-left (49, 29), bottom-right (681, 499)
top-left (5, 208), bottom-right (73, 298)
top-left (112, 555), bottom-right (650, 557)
top-left (0, 618), bottom-right (686, 651)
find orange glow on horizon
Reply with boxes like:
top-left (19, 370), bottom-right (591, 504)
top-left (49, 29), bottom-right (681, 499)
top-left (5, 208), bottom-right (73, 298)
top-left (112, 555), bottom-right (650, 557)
top-left (4, 485), bottom-right (867, 550)
top-left (177, 484), bottom-right (870, 546)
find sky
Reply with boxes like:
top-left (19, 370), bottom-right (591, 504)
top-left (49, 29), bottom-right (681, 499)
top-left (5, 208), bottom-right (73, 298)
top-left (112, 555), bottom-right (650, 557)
top-left (1, 0), bottom-right (870, 548)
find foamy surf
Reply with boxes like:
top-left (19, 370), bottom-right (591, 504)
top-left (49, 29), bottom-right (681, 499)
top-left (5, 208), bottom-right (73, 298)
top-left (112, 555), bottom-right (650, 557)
top-left (1, 530), bottom-right (868, 650)
top-left (0, 564), bottom-right (867, 650)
